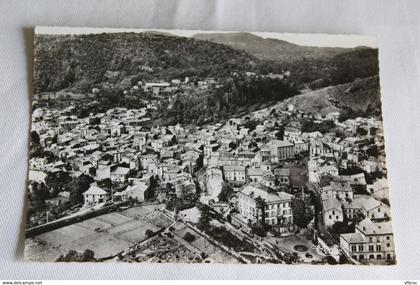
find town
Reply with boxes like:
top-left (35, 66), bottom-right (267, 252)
top-left (25, 75), bottom-right (395, 265)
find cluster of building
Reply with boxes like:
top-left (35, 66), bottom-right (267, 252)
top-left (28, 86), bottom-right (395, 264)
top-left (293, 110), bottom-right (395, 263)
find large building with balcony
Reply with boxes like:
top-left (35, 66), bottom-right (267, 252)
top-left (237, 185), bottom-right (294, 227)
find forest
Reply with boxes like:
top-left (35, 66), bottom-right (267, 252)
top-left (33, 32), bottom-right (380, 126)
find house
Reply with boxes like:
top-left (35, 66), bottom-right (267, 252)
top-left (339, 173), bottom-right (367, 185)
top-left (294, 140), bottom-right (309, 154)
top-left (322, 180), bottom-right (353, 200)
top-left (268, 140), bottom-right (295, 161)
top-left (284, 126), bottom-right (301, 141)
top-left (361, 197), bottom-right (391, 221)
top-left (236, 185), bottom-right (294, 227)
top-left (318, 164), bottom-right (339, 177)
top-left (247, 167), bottom-right (264, 183)
top-left (160, 148), bottom-right (174, 160)
top-left (237, 151), bottom-right (255, 166)
top-left (110, 166), bottom-right (130, 182)
top-left (163, 165), bottom-right (182, 183)
top-left (261, 170), bottom-right (276, 188)
top-left (83, 185), bottom-right (109, 205)
top-left (258, 146), bottom-right (271, 163)
top-left (255, 124), bottom-right (266, 134)
top-left (139, 154), bottom-right (157, 170)
top-left (341, 195), bottom-right (368, 220)
top-left (322, 195), bottom-right (343, 227)
top-left (29, 157), bottom-right (48, 170)
top-left (274, 168), bottom-right (290, 186)
top-left (124, 181), bottom-right (149, 202)
top-left (113, 190), bottom-right (128, 202)
top-left (204, 143), bottom-right (220, 157)
top-left (368, 178), bottom-right (390, 201)
top-left (239, 128), bottom-right (249, 137)
top-left (361, 160), bottom-right (379, 173)
top-left (151, 139), bottom-right (164, 151)
top-left (174, 172), bottom-right (196, 198)
top-left (310, 140), bottom-right (332, 157)
top-left (132, 134), bottom-right (147, 150)
top-left (223, 165), bottom-right (246, 183)
top-left (340, 218), bottom-right (395, 262)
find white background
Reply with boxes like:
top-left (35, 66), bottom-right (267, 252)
top-left (0, 0), bottom-right (419, 280)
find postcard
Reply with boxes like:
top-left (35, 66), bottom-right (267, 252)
top-left (25, 27), bottom-right (394, 265)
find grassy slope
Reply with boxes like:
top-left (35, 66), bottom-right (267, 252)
top-left (279, 75), bottom-right (381, 116)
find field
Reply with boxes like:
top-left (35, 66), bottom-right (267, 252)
top-left (25, 204), bottom-right (170, 262)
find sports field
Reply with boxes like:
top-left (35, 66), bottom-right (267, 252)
top-left (25, 204), bottom-right (170, 262)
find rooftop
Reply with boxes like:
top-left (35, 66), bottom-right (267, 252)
top-left (240, 185), bottom-right (293, 203)
top-left (84, 185), bottom-right (108, 196)
top-left (357, 218), bottom-right (393, 235)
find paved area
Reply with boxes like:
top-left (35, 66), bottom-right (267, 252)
top-left (267, 231), bottom-right (324, 263)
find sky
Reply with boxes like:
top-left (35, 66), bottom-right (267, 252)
top-left (35, 26), bottom-right (378, 48)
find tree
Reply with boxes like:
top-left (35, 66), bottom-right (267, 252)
top-left (183, 232), bottom-right (196, 243)
top-left (356, 127), bottom-right (368, 136)
top-left (28, 181), bottom-right (50, 210)
top-left (251, 224), bottom-right (267, 237)
top-left (339, 254), bottom-right (348, 264)
top-left (81, 249), bottom-right (95, 262)
top-left (326, 255), bottom-right (338, 265)
top-left (254, 196), bottom-right (266, 226)
top-left (32, 181), bottom-right (50, 200)
top-left (31, 131), bottom-right (40, 145)
top-left (366, 145), bottom-right (379, 157)
top-left (67, 174), bottom-right (94, 203)
top-left (291, 198), bottom-right (312, 228)
top-left (197, 204), bottom-right (212, 231)
top-left (45, 171), bottom-right (71, 196)
top-left (145, 229), bottom-right (155, 238)
top-left (56, 249), bottom-right (96, 262)
top-left (218, 183), bottom-right (233, 202)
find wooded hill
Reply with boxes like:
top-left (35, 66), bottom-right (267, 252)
top-left (193, 32), bottom-right (379, 88)
top-left (34, 32), bottom-right (379, 94)
top-left (33, 32), bottom-right (381, 125)
top-left (33, 32), bottom-right (259, 93)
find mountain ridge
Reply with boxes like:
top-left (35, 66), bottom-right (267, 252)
top-left (192, 32), bottom-right (357, 62)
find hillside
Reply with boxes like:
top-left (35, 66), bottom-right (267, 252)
top-left (33, 31), bottom-right (381, 126)
top-left (193, 32), bottom-right (379, 87)
top-left (33, 32), bottom-right (259, 93)
top-left (279, 75), bottom-right (382, 118)
top-left (193, 32), bottom-right (349, 62)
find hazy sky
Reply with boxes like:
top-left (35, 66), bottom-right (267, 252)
top-left (36, 26), bottom-right (378, 48)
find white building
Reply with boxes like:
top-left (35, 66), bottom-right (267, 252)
top-left (237, 185), bottom-right (294, 226)
top-left (322, 195), bottom-right (343, 227)
top-left (83, 185), bottom-right (109, 205)
top-left (340, 218), bottom-right (395, 262)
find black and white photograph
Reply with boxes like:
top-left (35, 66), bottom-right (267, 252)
top-left (25, 26), bottom-right (395, 265)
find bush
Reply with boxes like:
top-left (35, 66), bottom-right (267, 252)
top-left (251, 225), bottom-right (267, 237)
top-left (339, 254), bottom-right (348, 264)
top-left (326, 255), bottom-right (338, 265)
top-left (183, 232), bottom-right (196, 243)
top-left (145, 229), bottom-right (155, 238)
top-left (56, 249), bottom-right (96, 262)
